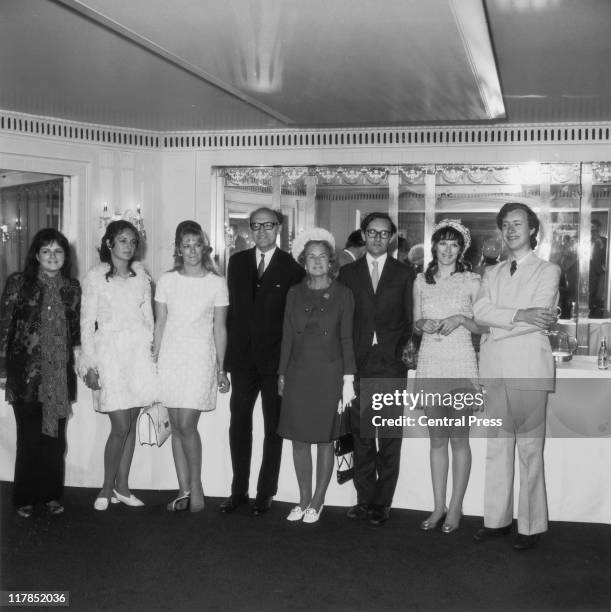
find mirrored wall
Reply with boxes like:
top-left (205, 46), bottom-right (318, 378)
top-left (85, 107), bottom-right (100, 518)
top-left (216, 162), bottom-right (611, 354)
top-left (0, 171), bottom-right (66, 288)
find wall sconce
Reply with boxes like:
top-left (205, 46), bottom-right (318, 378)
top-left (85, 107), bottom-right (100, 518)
top-left (1, 208), bottom-right (23, 244)
top-left (99, 202), bottom-right (146, 241)
top-left (99, 202), bottom-right (112, 229)
top-left (123, 206), bottom-right (146, 241)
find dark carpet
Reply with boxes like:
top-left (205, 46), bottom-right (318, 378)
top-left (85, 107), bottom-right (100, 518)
top-left (1, 482), bottom-right (609, 612)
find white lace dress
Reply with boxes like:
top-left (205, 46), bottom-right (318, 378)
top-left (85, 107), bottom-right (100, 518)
top-left (78, 262), bottom-right (158, 412)
top-left (155, 271), bottom-right (229, 411)
top-left (415, 271), bottom-right (480, 380)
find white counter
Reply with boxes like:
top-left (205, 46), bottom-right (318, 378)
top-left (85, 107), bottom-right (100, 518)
top-left (1, 361), bottom-right (609, 524)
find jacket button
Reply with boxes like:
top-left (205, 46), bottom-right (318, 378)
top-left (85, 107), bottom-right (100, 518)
top-left (305, 307), bottom-right (310, 312)
top-left (320, 307), bottom-right (325, 312)
top-left (323, 330), bottom-right (328, 335)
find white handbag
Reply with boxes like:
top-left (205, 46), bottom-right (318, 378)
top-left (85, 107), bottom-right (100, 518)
top-left (138, 403), bottom-right (171, 447)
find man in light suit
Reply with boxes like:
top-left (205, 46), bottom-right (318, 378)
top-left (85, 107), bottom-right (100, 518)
top-left (473, 202), bottom-right (560, 550)
top-left (337, 212), bottom-right (414, 526)
top-left (221, 207), bottom-right (304, 516)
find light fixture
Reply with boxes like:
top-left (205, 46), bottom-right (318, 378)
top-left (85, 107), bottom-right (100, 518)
top-left (99, 202), bottom-right (112, 229)
top-left (124, 206), bottom-right (146, 241)
top-left (0, 208), bottom-right (23, 244)
top-left (99, 202), bottom-right (146, 240)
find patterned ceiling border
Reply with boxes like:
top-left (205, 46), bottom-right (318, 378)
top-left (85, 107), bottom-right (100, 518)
top-left (1, 110), bottom-right (611, 151)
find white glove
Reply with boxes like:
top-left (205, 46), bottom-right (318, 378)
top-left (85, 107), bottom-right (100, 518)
top-left (338, 374), bottom-right (356, 414)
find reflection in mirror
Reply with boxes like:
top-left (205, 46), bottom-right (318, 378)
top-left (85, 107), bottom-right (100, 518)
top-left (0, 171), bottom-right (66, 289)
top-left (219, 162), bottom-right (611, 352)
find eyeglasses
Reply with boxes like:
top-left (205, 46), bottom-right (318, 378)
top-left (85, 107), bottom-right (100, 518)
top-left (305, 253), bottom-right (329, 261)
top-left (250, 222), bottom-right (278, 231)
top-left (365, 229), bottom-right (391, 239)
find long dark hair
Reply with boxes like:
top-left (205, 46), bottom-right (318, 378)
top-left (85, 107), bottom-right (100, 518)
top-left (23, 228), bottom-right (72, 282)
top-left (172, 220), bottom-right (218, 275)
top-left (99, 220), bottom-right (140, 280)
top-left (424, 226), bottom-right (470, 284)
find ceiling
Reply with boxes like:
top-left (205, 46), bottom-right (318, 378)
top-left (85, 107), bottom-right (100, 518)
top-left (0, 0), bottom-right (610, 132)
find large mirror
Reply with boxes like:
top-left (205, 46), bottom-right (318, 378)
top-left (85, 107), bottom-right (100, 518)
top-left (0, 171), bottom-right (67, 288)
top-left (217, 162), bottom-right (611, 354)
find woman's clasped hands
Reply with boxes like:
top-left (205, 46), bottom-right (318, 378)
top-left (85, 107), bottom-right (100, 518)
top-left (422, 315), bottom-right (464, 336)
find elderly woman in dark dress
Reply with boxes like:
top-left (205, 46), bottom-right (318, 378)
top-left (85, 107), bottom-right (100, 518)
top-left (277, 231), bottom-right (356, 523)
top-left (0, 229), bottom-right (81, 518)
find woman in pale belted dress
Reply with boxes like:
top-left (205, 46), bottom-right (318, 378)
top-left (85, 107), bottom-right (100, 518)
top-left (78, 221), bottom-right (158, 511)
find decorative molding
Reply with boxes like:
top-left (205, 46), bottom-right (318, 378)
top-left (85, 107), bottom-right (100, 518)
top-left (1, 110), bottom-right (611, 152)
top-left (222, 164), bottom-right (589, 190)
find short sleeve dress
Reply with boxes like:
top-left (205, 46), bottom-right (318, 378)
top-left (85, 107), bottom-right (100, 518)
top-left (415, 271), bottom-right (480, 379)
top-left (156, 271), bottom-right (229, 411)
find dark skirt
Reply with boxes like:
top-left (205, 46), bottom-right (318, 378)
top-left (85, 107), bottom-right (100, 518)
top-left (278, 343), bottom-right (342, 443)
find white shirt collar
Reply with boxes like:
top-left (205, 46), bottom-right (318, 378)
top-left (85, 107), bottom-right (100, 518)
top-left (510, 250), bottom-right (533, 266)
top-left (255, 246), bottom-right (277, 268)
top-left (366, 252), bottom-right (388, 271)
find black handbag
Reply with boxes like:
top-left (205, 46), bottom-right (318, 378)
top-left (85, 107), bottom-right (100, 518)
top-left (334, 411), bottom-right (354, 484)
top-left (402, 334), bottom-right (420, 370)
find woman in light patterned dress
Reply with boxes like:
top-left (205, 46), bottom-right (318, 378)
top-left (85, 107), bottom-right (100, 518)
top-left (413, 220), bottom-right (487, 534)
top-left (153, 221), bottom-right (230, 513)
top-left (79, 221), bottom-right (158, 511)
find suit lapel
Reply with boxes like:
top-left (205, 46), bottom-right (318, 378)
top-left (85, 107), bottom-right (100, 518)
top-left (257, 248), bottom-right (286, 292)
top-left (356, 257), bottom-right (375, 297)
top-left (376, 257), bottom-right (394, 293)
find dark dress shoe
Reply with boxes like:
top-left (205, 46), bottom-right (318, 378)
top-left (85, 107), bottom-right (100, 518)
top-left (251, 496), bottom-right (273, 516)
top-left (473, 525), bottom-right (512, 541)
top-left (219, 494), bottom-right (249, 514)
top-left (346, 504), bottom-right (371, 520)
top-left (513, 533), bottom-right (540, 550)
top-left (368, 506), bottom-right (391, 526)
top-left (16, 505), bottom-right (34, 518)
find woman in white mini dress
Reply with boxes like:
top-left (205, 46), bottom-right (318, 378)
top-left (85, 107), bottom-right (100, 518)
top-left (413, 219), bottom-right (487, 534)
top-left (154, 221), bottom-right (230, 512)
top-left (79, 220), bottom-right (158, 511)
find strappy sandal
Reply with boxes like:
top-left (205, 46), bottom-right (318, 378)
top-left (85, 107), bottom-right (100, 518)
top-left (167, 492), bottom-right (190, 512)
top-left (17, 505), bottom-right (34, 518)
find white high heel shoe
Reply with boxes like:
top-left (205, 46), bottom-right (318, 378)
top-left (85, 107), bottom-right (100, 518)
top-left (286, 505), bottom-right (307, 522)
top-left (111, 489), bottom-right (145, 507)
top-left (303, 505), bottom-right (323, 524)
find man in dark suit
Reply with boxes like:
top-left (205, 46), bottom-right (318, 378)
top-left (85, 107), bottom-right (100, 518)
top-left (337, 230), bottom-right (366, 268)
top-left (220, 207), bottom-right (304, 516)
top-left (337, 212), bottom-right (414, 525)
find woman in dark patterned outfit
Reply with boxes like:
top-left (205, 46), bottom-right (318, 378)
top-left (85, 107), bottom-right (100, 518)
top-left (0, 229), bottom-right (81, 518)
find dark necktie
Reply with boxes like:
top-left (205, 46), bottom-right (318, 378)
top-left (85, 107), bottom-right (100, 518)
top-left (257, 253), bottom-right (265, 279)
top-left (510, 260), bottom-right (517, 276)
